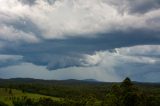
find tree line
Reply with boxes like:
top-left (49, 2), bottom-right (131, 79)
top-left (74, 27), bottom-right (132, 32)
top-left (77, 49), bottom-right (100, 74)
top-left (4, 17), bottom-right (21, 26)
top-left (0, 77), bottom-right (160, 106)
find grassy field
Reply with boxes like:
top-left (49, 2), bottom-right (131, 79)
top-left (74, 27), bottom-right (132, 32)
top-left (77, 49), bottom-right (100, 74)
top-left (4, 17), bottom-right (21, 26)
top-left (0, 88), bottom-right (61, 106)
top-left (0, 78), bottom-right (160, 106)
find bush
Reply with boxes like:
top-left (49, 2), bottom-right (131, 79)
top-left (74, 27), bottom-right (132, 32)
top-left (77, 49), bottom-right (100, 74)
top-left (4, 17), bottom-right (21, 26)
top-left (0, 101), bottom-right (8, 106)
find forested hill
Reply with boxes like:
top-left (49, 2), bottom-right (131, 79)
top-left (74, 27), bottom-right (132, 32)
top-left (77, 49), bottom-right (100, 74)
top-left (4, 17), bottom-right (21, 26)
top-left (0, 78), bottom-right (103, 85)
top-left (0, 78), bottom-right (160, 106)
top-left (0, 78), bottom-right (160, 86)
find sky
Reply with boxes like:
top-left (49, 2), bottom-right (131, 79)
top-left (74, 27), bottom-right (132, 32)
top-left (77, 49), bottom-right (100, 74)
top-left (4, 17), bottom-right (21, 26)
top-left (0, 0), bottom-right (160, 82)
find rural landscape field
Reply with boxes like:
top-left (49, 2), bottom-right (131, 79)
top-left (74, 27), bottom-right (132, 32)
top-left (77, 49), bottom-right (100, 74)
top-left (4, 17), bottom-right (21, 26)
top-left (0, 78), bottom-right (160, 106)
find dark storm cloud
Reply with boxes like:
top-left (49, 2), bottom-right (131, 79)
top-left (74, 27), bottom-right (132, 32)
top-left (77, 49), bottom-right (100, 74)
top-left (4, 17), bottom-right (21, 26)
top-left (3, 18), bottom-right (42, 39)
top-left (18, 0), bottom-right (37, 6)
top-left (0, 28), bottom-right (159, 70)
top-left (0, 0), bottom-right (160, 71)
top-left (19, 0), bottom-right (57, 6)
top-left (0, 55), bottom-right (22, 68)
top-left (105, 0), bottom-right (160, 14)
top-left (128, 0), bottom-right (160, 14)
top-left (1, 28), bottom-right (160, 54)
top-left (0, 59), bottom-right (21, 68)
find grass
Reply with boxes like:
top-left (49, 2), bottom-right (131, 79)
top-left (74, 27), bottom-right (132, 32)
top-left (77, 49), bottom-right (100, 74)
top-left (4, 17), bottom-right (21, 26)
top-left (0, 88), bottom-right (61, 106)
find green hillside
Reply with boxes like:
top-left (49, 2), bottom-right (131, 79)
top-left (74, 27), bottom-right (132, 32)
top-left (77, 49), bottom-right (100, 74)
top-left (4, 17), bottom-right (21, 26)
top-left (0, 88), bottom-right (60, 106)
top-left (0, 78), bottom-right (160, 106)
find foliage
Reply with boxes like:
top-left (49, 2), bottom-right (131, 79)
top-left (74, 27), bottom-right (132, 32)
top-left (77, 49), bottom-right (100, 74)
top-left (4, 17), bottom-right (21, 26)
top-left (0, 78), bottom-right (160, 106)
top-left (0, 101), bottom-right (8, 106)
top-left (103, 77), bottom-right (160, 106)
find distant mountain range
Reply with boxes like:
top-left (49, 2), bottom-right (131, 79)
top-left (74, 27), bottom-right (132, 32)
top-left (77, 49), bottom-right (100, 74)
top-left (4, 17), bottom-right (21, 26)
top-left (0, 78), bottom-right (100, 82)
top-left (0, 78), bottom-right (104, 86)
top-left (0, 78), bottom-right (159, 87)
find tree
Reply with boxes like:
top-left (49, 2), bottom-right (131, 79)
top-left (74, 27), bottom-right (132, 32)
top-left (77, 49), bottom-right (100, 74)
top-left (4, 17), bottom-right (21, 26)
top-left (38, 98), bottom-right (55, 106)
top-left (121, 77), bottom-right (146, 106)
top-left (0, 101), bottom-right (8, 106)
top-left (121, 77), bottom-right (133, 88)
top-left (103, 77), bottom-right (148, 106)
top-left (9, 89), bottom-right (12, 95)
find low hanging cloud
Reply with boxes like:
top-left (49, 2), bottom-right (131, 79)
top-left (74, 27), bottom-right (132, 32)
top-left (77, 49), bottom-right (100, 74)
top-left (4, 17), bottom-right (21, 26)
top-left (20, 45), bottom-right (160, 70)
top-left (0, 45), bottom-right (159, 82)
top-left (82, 45), bottom-right (160, 81)
top-left (0, 54), bottom-right (22, 68)
top-left (84, 45), bottom-right (160, 69)
top-left (0, 0), bottom-right (160, 81)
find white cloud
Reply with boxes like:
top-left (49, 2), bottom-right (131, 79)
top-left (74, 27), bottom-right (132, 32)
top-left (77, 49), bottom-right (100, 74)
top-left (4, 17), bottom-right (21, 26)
top-left (0, 0), bottom-right (160, 40)
top-left (0, 25), bottom-right (39, 43)
top-left (79, 45), bottom-right (160, 81)
top-left (117, 45), bottom-right (160, 56)
top-left (84, 45), bottom-right (160, 66)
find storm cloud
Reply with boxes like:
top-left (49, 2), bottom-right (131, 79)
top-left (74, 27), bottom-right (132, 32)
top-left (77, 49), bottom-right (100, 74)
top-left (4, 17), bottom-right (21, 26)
top-left (0, 0), bottom-right (160, 81)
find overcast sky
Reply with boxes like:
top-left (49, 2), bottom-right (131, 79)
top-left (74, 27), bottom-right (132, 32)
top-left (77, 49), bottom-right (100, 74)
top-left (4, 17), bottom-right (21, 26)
top-left (0, 0), bottom-right (160, 82)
